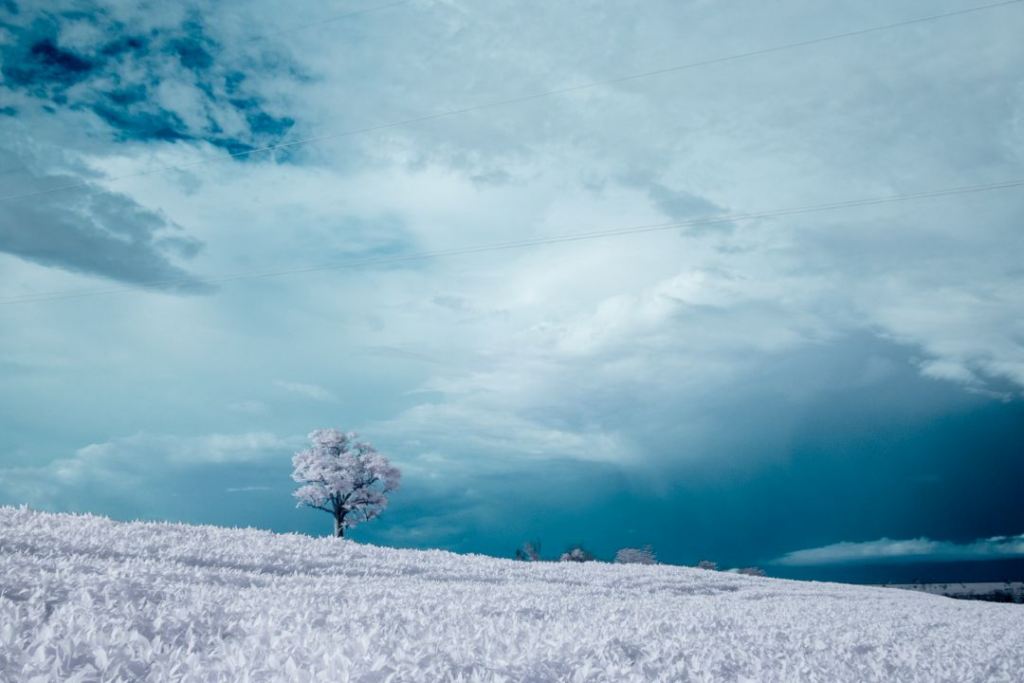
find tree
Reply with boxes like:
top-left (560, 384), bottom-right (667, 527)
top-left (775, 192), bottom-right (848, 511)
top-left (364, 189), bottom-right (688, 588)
top-left (514, 541), bottom-right (542, 561)
top-left (615, 546), bottom-right (657, 565)
top-left (559, 545), bottom-right (595, 562)
top-left (696, 560), bottom-right (718, 571)
top-left (292, 429), bottom-right (400, 538)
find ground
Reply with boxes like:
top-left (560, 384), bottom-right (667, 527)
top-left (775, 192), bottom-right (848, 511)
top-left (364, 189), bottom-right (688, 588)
top-left (1, 506), bottom-right (1021, 682)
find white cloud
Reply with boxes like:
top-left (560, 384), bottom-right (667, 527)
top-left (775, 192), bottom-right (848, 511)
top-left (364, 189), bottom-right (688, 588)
top-left (274, 381), bottom-right (336, 402)
top-left (228, 400), bottom-right (269, 414)
top-left (774, 534), bottom-right (1024, 566)
top-left (372, 401), bottom-right (634, 467)
top-left (0, 432), bottom-right (292, 507)
top-left (76, 432), bottom-right (287, 466)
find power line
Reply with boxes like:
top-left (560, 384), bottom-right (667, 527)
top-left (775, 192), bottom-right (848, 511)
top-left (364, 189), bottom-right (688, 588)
top-left (0, 0), bottom-right (1018, 205)
top-left (2, 177), bottom-right (1021, 306)
top-left (0, 1), bottom-right (414, 187)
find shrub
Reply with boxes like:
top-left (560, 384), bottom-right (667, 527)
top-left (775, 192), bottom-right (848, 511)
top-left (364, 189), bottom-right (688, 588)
top-left (559, 545), bottom-right (595, 562)
top-left (736, 566), bottom-right (765, 577)
top-left (514, 541), bottom-right (542, 561)
top-left (615, 546), bottom-right (657, 565)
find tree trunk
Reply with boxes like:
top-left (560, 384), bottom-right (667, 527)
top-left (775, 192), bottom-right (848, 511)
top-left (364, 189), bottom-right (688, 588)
top-left (333, 513), bottom-right (345, 538)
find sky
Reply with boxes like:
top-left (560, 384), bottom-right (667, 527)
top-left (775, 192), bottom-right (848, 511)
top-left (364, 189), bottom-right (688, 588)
top-left (1, 0), bottom-right (1023, 582)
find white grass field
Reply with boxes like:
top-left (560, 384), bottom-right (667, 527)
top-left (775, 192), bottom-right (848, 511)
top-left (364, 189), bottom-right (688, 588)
top-left (1, 506), bottom-right (1021, 682)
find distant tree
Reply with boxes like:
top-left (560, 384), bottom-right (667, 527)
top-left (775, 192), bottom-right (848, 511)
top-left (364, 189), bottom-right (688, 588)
top-left (736, 566), bottom-right (765, 577)
top-left (292, 429), bottom-right (400, 538)
top-left (615, 546), bottom-right (657, 565)
top-left (559, 545), bottom-right (595, 563)
top-left (697, 560), bottom-right (718, 571)
top-left (514, 541), bottom-right (542, 561)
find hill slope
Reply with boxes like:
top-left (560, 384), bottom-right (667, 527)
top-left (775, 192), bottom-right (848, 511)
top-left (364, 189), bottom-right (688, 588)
top-left (1, 507), bottom-right (1021, 681)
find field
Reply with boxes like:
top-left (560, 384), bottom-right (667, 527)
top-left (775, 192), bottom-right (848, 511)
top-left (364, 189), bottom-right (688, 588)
top-left (1, 506), bottom-right (1022, 681)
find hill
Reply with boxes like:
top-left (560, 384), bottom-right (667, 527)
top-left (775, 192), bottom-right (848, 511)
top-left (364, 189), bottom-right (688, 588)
top-left (1, 506), bottom-right (1021, 681)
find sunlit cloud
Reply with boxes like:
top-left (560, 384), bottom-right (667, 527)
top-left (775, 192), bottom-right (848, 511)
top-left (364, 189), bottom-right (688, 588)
top-left (774, 534), bottom-right (1024, 566)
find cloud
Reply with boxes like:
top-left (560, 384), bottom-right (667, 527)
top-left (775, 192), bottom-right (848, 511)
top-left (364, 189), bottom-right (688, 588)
top-left (0, 144), bottom-right (212, 291)
top-left (0, 431), bottom-right (291, 507)
top-left (0, 0), bottom-right (300, 291)
top-left (0, 3), bottom-right (294, 154)
top-left (372, 401), bottom-right (633, 466)
top-left (619, 170), bottom-right (735, 234)
top-left (274, 380), bottom-right (336, 402)
top-left (774, 535), bottom-right (1024, 566)
top-left (84, 431), bottom-right (289, 465)
top-left (228, 400), bottom-right (269, 414)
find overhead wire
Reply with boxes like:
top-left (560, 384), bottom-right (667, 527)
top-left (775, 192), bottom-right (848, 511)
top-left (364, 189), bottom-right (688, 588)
top-left (0, 0), bottom-right (1019, 204)
top-left (2, 177), bottom-right (1022, 305)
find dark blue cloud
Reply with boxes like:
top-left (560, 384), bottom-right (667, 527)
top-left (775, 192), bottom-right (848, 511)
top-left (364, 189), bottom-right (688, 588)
top-left (98, 34), bottom-right (146, 57)
top-left (92, 103), bottom-right (189, 143)
top-left (169, 28), bottom-right (214, 72)
top-left (25, 37), bottom-right (93, 76)
top-left (2, 34), bottom-right (95, 102)
top-left (346, 337), bottom-right (1024, 582)
top-left (0, 2), bottom-right (300, 288)
top-left (0, 141), bottom-right (211, 291)
top-left (0, 6), bottom-right (295, 156)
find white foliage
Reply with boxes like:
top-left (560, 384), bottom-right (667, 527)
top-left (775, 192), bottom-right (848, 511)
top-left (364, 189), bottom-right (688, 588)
top-left (736, 566), bottom-right (766, 577)
top-left (559, 546), bottom-right (594, 563)
top-left (615, 546), bottom-right (657, 565)
top-left (291, 429), bottom-right (400, 536)
top-left (514, 542), bottom-right (541, 561)
top-left (2, 507), bottom-right (1023, 681)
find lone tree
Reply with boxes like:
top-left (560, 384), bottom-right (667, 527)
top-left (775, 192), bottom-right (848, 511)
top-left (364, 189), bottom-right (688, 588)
top-left (292, 429), bottom-right (400, 538)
